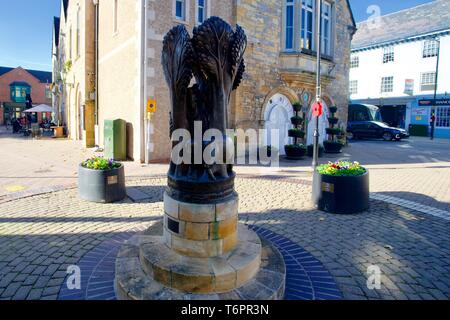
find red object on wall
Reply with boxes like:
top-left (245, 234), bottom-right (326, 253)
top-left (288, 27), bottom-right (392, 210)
top-left (312, 101), bottom-right (323, 117)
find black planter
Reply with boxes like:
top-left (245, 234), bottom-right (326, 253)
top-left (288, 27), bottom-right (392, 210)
top-left (307, 145), bottom-right (324, 157)
top-left (285, 145), bottom-right (306, 159)
top-left (312, 171), bottom-right (370, 214)
top-left (328, 117), bottom-right (339, 126)
top-left (328, 106), bottom-right (338, 114)
top-left (324, 141), bottom-right (343, 153)
top-left (326, 128), bottom-right (342, 136)
top-left (78, 164), bottom-right (126, 203)
top-left (290, 117), bottom-right (304, 126)
top-left (288, 129), bottom-right (305, 139)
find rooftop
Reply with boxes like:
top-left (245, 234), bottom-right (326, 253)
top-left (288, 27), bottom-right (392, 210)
top-left (352, 0), bottom-right (450, 50)
top-left (0, 67), bottom-right (52, 83)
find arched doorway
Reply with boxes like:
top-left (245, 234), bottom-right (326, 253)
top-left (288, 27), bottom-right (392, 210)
top-left (263, 93), bottom-right (294, 155)
top-left (306, 100), bottom-right (330, 146)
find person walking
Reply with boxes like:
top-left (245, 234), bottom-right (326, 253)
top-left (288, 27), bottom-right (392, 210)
top-left (430, 111), bottom-right (436, 140)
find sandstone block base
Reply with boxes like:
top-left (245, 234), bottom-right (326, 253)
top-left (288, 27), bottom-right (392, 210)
top-left (115, 225), bottom-right (286, 300)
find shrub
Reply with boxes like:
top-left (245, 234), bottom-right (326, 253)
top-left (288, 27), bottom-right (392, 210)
top-left (82, 156), bottom-right (121, 170)
top-left (317, 161), bottom-right (366, 177)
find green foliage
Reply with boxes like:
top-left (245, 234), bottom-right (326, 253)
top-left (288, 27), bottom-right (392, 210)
top-left (292, 102), bottom-right (302, 112)
top-left (317, 161), bottom-right (366, 177)
top-left (82, 157), bottom-right (121, 170)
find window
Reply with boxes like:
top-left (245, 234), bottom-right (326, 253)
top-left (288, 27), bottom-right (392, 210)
top-left (45, 87), bottom-right (52, 99)
top-left (69, 27), bottom-right (72, 59)
top-left (301, 0), bottom-right (314, 50)
top-left (196, 0), bottom-right (206, 24)
top-left (76, 8), bottom-right (81, 57)
top-left (381, 76), bottom-right (394, 93)
top-left (423, 40), bottom-right (438, 58)
top-left (175, 0), bottom-right (185, 20)
top-left (383, 46), bottom-right (394, 63)
top-left (420, 72), bottom-right (436, 91)
top-left (436, 107), bottom-right (450, 128)
top-left (349, 80), bottom-right (358, 95)
top-left (321, 1), bottom-right (332, 55)
top-left (285, 0), bottom-right (294, 50)
top-left (350, 55), bottom-right (359, 68)
top-left (10, 84), bottom-right (31, 103)
top-left (113, 0), bottom-right (118, 33)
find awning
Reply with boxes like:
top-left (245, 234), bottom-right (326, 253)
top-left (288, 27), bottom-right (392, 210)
top-left (23, 104), bottom-right (54, 113)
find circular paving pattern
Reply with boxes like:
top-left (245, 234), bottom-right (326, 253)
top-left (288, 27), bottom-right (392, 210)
top-left (1, 176), bottom-right (449, 300)
top-left (58, 223), bottom-right (341, 300)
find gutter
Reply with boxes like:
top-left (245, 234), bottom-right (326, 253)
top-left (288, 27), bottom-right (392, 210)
top-left (93, 0), bottom-right (99, 145)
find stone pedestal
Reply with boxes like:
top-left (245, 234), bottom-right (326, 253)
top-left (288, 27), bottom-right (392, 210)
top-left (114, 193), bottom-right (286, 300)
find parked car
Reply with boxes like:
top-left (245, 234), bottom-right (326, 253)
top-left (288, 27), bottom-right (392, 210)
top-left (347, 121), bottom-right (409, 141)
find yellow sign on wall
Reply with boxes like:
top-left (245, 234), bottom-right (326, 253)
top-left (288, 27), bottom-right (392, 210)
top-left (147, 98), bottom-right (157, 113)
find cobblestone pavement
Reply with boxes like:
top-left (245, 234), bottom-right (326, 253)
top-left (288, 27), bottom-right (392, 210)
top-left (0, 177), bottom-right (449, 300)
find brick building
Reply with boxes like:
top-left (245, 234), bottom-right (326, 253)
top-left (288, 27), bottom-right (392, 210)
top-left (54, 0), bottom-right (355, 162)
top-left (0, 66), bottom-right (52, 125)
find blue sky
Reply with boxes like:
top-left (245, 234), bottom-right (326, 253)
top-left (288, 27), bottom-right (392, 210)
top-left (0, 0), bottom-right (435, 72)
top-left (349, 0), bottom-right (434, 22)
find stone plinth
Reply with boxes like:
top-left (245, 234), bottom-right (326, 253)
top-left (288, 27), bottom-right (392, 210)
top-left (115, 226), bottom-right (286, 300)
top-left (114, 194), bottom-right (286, 300)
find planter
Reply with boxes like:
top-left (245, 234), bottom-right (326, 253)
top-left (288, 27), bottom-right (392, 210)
top-left (290, 116), bottom-right (304, 126)
top-left (328, 106), bottom-right (338, 114)
top-left (307, 144), bottom-right (324, 157)
top-left (312, 171), bottom-right (369, 214)
top-left (326, 128), bottom-right (342, 135)
top-left (78, 164), bottom-right (126, 203)
top-left (328, 117), bottom-right (339, 125)
top-left (324, 141), bottom-right (343, 153)
top-left (293, 103), bottom-right (302, 112)
top-left (288, 129), bottom-right (305, 139)
top-left (285, 145), bottom-right (306, 159)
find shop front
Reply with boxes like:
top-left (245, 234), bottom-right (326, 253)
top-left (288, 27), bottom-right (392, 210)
top-left (410, 98), bottom-right (450, 138)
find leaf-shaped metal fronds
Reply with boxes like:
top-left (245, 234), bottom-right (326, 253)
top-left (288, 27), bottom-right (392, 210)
top-left (230, 24), bottom-right (247, 67)
top-left (192, 16), bottom-right (234, 80)
top-left (232, 59), bottom-right (245, 91)
top-left (162, 25), bottom-right (193, 95)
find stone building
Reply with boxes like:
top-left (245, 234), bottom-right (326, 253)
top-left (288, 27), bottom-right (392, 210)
top-left (53, 0), bottom-right (96, 148)
top-left (0, 66), bottom-right (52, 125)
top-left (53, 0), bottom-right (355, 162)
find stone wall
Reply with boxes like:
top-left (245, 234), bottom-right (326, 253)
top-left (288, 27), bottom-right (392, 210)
top-left (145, 0), bottom-right (234, 162)
top-left (233, 0), bottom-right (354, 134)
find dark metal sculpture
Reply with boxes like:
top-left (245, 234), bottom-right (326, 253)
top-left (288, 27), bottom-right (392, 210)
top-left (162, 17), bottom-right (247, 203)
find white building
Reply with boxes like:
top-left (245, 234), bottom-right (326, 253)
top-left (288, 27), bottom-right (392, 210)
top-left (350, 0), bottom-right (450, 138)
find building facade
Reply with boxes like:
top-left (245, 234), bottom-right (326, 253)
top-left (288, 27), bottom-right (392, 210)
top-left (53, 0), bottom-right (96, 147)
top-left (54, 0), bottom-right (355, 162)
top-left (350, 0), bottom-right (450, 138)
top-left (0, 67), bottom-right (52, 125)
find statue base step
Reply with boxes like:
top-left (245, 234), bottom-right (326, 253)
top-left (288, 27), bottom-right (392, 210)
top-left (115, 224), bottom-right (286, 300)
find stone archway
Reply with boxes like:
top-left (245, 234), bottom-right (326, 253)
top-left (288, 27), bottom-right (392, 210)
top-left (263, 93), bottom-right (294, 155)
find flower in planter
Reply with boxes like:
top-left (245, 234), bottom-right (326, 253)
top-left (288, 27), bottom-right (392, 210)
top-left (317, 161), bottom-right (366, 177)
top-left (82, 156), bottom-right (121, 170)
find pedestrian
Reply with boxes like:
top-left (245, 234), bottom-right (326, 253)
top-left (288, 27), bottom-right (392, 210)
top-left (430, 111), bottom-right (436, 140)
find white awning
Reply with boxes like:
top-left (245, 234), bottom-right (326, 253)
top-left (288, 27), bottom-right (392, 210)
top-left (23, 104), bottom-right (54, 113)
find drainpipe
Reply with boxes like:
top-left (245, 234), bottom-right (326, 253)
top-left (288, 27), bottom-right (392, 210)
top-left (93, 0), bottom-right (99, 146)
top-left (142, 0), bottom-right (149, 164)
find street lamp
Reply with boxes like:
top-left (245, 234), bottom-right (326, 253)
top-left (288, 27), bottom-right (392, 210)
top-left (312, 0), bottom-right (323, 168)
top-left (431, 36), bottom-right (440, 140)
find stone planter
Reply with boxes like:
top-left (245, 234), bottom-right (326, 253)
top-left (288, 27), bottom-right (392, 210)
top-left (312, 171), bottom-right (369, 214)
top-left (78, 164), bottom-right (126, 203)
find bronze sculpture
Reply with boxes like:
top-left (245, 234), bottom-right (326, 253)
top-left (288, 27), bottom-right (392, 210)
top-left (162, 17), bottom-right (246, 203)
